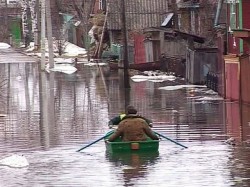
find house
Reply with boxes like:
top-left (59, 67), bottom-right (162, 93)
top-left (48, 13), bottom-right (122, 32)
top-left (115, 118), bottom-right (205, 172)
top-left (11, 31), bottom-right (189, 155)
top-left (21, 0), bottom-right (96, 49)
top-left (223, 0), bottom-right (250, 104)
top-left (167, 0), bottom-right (224, 82)
top-left (0, 1), bottom-right (21, 46)
top-left (104, 0), bottom-right (169, 64)
top-left (89, 0), bottom-right (224, 79)
top-left (49, 0), bottom-right (92, 48)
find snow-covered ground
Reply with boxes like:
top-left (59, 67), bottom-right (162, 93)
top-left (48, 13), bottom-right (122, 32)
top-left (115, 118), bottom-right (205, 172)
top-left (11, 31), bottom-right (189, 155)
top-left (24, 41), bottom-right (95, 74)
top-left (25, 41), bottom-right (87, 57)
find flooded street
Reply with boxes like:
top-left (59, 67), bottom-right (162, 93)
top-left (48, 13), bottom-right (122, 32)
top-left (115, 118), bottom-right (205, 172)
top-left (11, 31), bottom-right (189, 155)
top-left (0, 52), bottom-right (250, 186)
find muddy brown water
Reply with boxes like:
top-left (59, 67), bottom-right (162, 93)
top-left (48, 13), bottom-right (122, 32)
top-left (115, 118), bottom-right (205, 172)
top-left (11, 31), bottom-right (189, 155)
top-left (0, 62), bottom-right (249, 187)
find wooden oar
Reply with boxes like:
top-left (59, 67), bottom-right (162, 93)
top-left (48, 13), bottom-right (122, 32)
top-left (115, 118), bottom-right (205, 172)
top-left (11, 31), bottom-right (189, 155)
top-left (76, 130), bottom-right (114, 152)
top-left (154, 131), bottom-right (188, 149)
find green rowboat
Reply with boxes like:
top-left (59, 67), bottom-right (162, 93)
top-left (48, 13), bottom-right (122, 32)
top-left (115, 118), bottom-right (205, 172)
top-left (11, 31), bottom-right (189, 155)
top-left (104, 132), bottom-right (159, 153)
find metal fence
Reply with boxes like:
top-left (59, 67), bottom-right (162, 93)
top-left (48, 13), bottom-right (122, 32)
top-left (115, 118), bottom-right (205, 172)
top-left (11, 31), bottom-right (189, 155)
top-left (206, 72), bottom-right (218, 92)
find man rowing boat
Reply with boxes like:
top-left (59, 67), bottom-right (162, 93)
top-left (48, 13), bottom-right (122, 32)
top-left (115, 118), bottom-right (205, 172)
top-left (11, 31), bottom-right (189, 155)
top-left (108, 106), bottom-right (159, 142)
top-left (108, 106), bottom-right (153, 128)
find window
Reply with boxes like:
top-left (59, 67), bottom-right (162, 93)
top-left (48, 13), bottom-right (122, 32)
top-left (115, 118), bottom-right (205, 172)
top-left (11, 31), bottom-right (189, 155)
top-left (229, 3), bottom-right (237, 32)
top-left (161, 13), bottom-right (174, 27)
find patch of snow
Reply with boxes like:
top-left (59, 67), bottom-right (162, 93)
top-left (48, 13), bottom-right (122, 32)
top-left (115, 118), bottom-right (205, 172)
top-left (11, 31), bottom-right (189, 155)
top-left (64, 42), bottom-right (87, 56)
top-left (35, 52), bottom-right (58, 58)
top-left (25, 41), bottom-right (87, 58)
top-left (25, 42), bottom-right (35, 52)
top-left (0, 42), bottom-right (11, 49)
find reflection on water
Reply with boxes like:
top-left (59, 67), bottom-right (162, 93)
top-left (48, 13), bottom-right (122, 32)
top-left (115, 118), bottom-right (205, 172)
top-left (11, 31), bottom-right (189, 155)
top-left (226, 102), bottom-right (250, 145)
top-left (107, 151), bottom-right (160, 186)
top-left (0, 62), bottom-right (250, 186)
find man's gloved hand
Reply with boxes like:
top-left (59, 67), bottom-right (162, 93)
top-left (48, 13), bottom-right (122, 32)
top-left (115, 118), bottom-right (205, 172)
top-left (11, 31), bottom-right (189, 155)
top-left (108, 125), bottom-right (113, 129)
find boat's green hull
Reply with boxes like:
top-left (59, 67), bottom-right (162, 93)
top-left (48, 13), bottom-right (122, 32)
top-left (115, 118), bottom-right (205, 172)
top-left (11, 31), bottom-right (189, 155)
top-left (104, 132), bottom-right (159, 153)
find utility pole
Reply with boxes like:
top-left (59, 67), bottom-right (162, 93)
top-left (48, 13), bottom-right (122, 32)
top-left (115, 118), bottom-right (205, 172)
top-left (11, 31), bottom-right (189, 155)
top-left (121, 0), bottom-right (130, 89)
top-left (34, 0), bottom-right (41, 50)
top-left (45, 0), bottom-right (54, 68)
top-left (4, 0), bottom-right (7, 24)
top-left (40, 0), bottom-right (46, 70)
top-left (26, 4), bottom-right (32, 47)
top-left (4, 0), bottom-right (9, 43)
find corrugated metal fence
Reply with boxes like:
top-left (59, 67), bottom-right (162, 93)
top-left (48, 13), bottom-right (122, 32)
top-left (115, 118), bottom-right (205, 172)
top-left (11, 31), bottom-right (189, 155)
top-left (107, 0), bottom-right (168, 30)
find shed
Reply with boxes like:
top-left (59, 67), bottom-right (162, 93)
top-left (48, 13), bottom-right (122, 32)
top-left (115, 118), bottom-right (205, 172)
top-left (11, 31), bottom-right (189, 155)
top-left (186, 48), bottom-right (218, 84)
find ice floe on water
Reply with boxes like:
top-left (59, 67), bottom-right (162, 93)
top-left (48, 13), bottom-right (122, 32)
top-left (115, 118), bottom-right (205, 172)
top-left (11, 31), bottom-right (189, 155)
top-left (24, 41), bottom-right (88, 74)
top-left (45, 64), bottom-right (77, 74)
top-left (159, 84), bottom-right (206, 91)
top-left (54, 57), bottom-right (76, 64)
top-left (63, 42), bottom-right (87, 57)
top-left (0, 154), bottom-right (29, 168)
top-left (25, 41), bottom-right (87, 57)
top-left (84, 62), bottom-right (107, 66)
top-left (131, 71), bottom-right (176, 82)
top-left (158, 84), bottom-right (224, 101)
top-left (0, 42), bottom-right (11, 49)
top-left (195, 96), bottom-right (224, 101)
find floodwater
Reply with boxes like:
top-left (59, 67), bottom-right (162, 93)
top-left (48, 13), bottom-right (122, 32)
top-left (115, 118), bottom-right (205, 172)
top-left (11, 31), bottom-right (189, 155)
top-left (0, 59), bottom-right (250, 187)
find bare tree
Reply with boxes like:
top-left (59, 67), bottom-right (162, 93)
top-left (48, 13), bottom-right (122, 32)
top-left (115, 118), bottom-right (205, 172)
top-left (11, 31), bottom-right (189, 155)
top-left (53, 0), bottom-right (95, 58)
